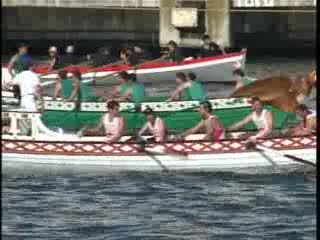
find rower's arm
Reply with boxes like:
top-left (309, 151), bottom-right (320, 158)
top-left (180, 121), bottom-right (204, 139)
top-left (167, 85), bottom-right (186, 102)
top-left (253, 112), bottom-right (273, 139)
top-left (66, 81), bottom-right (80, 101)
top-left (138, 124), bottom-right (148, 137)
top-left (53, 82), bottom-right (62, 99)
top-left (106, 118), bottom-right (125, 143)
top-left (228, 114), bottom-right (252, 131)
top-left (115, 90), bottom-right (132, 102)
top-left (48, 58), bottom-right (56, 72)
top-left (157, 120), bottom-right (166, 142)
top-left (7, 55), bottom-right (17, 77)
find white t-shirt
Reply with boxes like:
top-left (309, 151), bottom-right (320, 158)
top-left (12, 70), bottom-right (40, 97)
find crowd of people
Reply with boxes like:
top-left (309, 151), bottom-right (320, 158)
top-left (3, 37), bottom-right (316, 144)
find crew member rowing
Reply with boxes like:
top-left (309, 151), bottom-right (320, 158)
top-left (138, 107), bottom-right (167, 143)
top-left (177, 101), bottom-right (225, 141)
top-left (227, 97), bottom-right (273, 143)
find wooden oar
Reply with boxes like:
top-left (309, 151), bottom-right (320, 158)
top-left (253, 143), bottom-right (316, 167)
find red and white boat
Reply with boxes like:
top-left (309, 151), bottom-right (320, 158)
top-left (2, 110), bottom-right (316, 173)
top-left (2, 50), bottom-right (247, 85)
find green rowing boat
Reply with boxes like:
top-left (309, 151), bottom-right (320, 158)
top-left (38, 97), bottom-right (297, 133)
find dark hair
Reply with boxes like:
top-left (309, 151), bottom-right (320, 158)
top-left (58, 70), bottom-right (68, 79)
top-left (72, 70), bottom-right (82, 80)
top-left (233, 68), bottom-right (245, 77)
top-left (168, 40), bottom-right (177, 48)
top-left (129, 73), bottom-right (137, 82)
top-left (18, 43), bottom-right (29, 49)
top-left (118, 71), bottom-right (129, 81)
top-left (176, 72), bottom-right (187, 82)
top-left (251, 97), bottom-right (261, 103)
top-left (296, 104), bottom-right (309, 112)
top-left (144, 107), bottom-right (155, 116)
top-left (107, 100), bottom-right (120, 110)
top-left (202, 35), bottom-right (210, 41)
top-left (201, 101), bottom-right (212, 112)
top-left (188, 72), bottom-right (196, 81)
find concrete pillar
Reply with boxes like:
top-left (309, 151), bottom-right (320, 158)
top-left (159, 0), bottom-right (180, 46)
top-left (206, 0), bottom-right (230, 47)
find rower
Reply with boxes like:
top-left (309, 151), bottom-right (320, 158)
top-left (7, 43), bottom-right (32, 78)
top-left (161, 40), bottom-right (183, 63)
top-left (47, 46), bottom-right (62, 72)
top-left (81, 100), bottom-right (125, 143)
top-left (198, 35), bottom-right (225, 58)
top-left (53, 70), bottom-right (73, 100)
top-left (114, 73), bottom-right (145, 104)
top-left (138, 107), bottom-right (167, 143)
top-left (177, 101), bottom-right (225, 141)
top-left (5, 59), bottom-right (41, 112)
top-left (108, 71), bottom-right (130, 99)
top-left (67, 69), bottom-right (97, 102)
top-left (283, 104), bottom-right (316, 136)
top-left (167, 72), bottom-right (206, 101)
top-left (227, 97), bottom-right (273, 143)
top-left (233, 68), bottom-right (255, 90)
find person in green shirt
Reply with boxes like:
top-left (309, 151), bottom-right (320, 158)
top-left (160, 40), bottom-right (183, 63)
top-left (108, 71), bottom-right (130, 99)
top-left (233, 68), bottom-right (255, 90)
top-left (7, 43), bottom-right (31, 78)
top-left (53, 70), bottom-right (73, 100)
top-left (67, 69), bottom-right (97, 102)
top-left (167, 72), bottom-right (207, 102)
top-left (114, 73), bottom-right (145, 104)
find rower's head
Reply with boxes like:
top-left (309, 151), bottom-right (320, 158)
top-left (168, 40), bottom-right (177, 52)
top-left (133, 46), bottom-right (142, 53)
top-left (118, 71), bottom-right (129, 84)
top-left (18, 43), bottom-right (29, 55)
top-left (57, 70), bottom-right (68, 81)
top-left (296, 104), bottom-right (310, 117)
top-left (128, 73), bottom-right (137, 84)
top-left (187, 72), bottom-right (197, 82)
top-left (71, 69), bottom-right (82, 81)
top-left (144, 107), bottom-right (156, 123)
top-left (199, 101), bottom-right (212, 118)
top-left (251, 97), bottom-right (262, 112)
top-left (48, 46), bottom-right (58, 57)
top-left (202, 34), bottom-right (211, 45)
top-left (176, 72), bottom-right (187, 84)
top-left (107, 100), bottom-right (120, 116)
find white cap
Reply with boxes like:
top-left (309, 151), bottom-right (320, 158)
top-left (48, 46), bottom-right (57, 53)
top-left (66, 45), bottom-right (74, 53)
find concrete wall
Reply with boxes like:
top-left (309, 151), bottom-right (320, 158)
top-left (2, 7), bottom-right (159, 42)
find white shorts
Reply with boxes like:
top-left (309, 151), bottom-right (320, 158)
top-left (20, 95), bottom-right (37, 112)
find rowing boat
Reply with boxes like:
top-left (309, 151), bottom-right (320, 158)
top-left (2, 94), bottom-right (297, 131)
top-left (2, 111), bottom-right (316, 172)
top-left (2, 50), bottom-right (247, 84)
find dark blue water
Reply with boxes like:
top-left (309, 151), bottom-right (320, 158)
top-left (2, 171), bottom-right (316, 240)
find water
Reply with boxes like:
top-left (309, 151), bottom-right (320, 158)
top-left (2, 55), bottom-right (316, 239)
top-left (2, 171), bottom-right (316, 240)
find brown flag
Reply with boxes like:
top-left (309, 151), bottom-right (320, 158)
top-left (230, 70), bottom-right (316, 112)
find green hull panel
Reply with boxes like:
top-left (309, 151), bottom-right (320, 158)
top-left (41, 105), bottom-right (297, 133)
